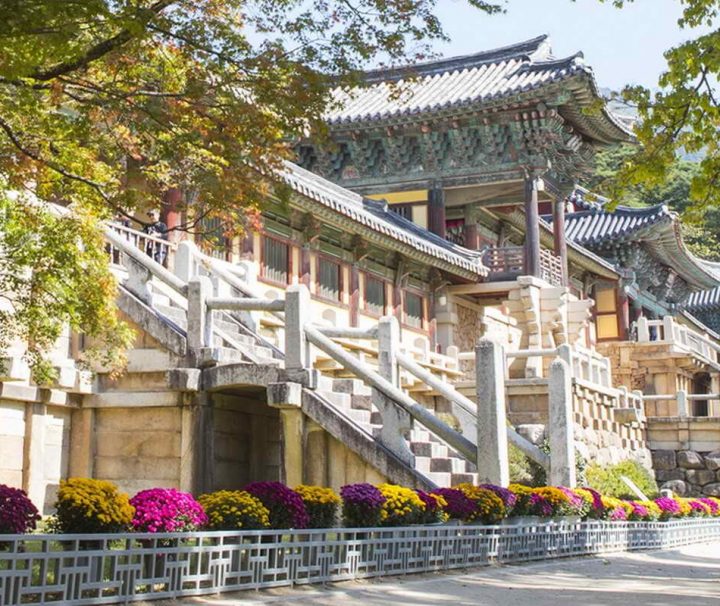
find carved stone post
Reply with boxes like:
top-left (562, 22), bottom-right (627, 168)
top-left (548, 357), bottom-right (577, 487)
top-left (475, 338), bottom-right (510, 486)
top-left (267, 382), bottom-right (305, 487)
top-left (175, 240), bottom-right (198, 283)
top-left (188, 276), bottom-right (213, 351)
top-left (373, 315), bottom-right (414, 465)
top-left (285, 284), bottom-right (311, 371)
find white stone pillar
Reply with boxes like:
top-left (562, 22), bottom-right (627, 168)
top-left (676, 389), bottom-right (688, 417)
top-left (285, 284), bottom-right (311, 371)
top-left (187, 276), bottom-right (212, 351)
top-left (548, 357), bottom-right (577, 487)
top-left (373, 315), bottom-right (414, 465)
top-left (175, 240), bottom-right (198, 283)
top-left (662, 315), bottom-right (675, 343)
top-left (637, 316), bottom-right (649, 342)
top-left (475, 337), bottom-right (510, 486)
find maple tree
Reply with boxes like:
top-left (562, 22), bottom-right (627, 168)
top-left (602, 0), bottom-right (720, 216)
top-left (0, 0), bottom-right (503, 377)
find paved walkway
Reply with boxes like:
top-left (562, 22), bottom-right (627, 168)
top-left (146, 542), bottom-right (720, 606)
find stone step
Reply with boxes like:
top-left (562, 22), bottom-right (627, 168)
top-left (316, 390), bottom-right (351, 409)
top-left (431, 442), bottom-right (449, 458)
top-left (154, 304), bottom-right (187, 327)
top-left (414, 456), bottom-right (431, 474)
top-left (450, 473), bottom-right (475, 485)
top-left (346, 408), bottom-right (372, 427)
top-left (410, 442), bottom-right (432, 457)
top-left (331, 378), bottom-right (373, 396)
top-left (349, 395), bottom-right (373, 411)
top-left (196, 347), bottom-right (245, 368)
top-left (426, 471), bottom-right (451, 488)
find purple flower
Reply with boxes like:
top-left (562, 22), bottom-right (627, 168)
top-left (0, 484), bottom-right (40, 534)
top-left (431, 488), bottom-right (475, 520)
top-left (655, 497), bottom-right (681, 520)
top-left (628, 501), bottom-right (649, 521)
top-left (610, 506), bottom-right (628, 521)
top-left (245, 482), bottom-right (309, 529)
top-left (340, 483), bottom-right (385, 527)
top-left (478, 484), bottom-right (517, 512)
top-left (529, 493), bottom-right (553, 517)
top-left (130, 488), bottom-right (206, 533)
top-left (699, 498), bottom-right (720, 515)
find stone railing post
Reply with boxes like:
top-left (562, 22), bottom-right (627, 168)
top-left (637, 316), bottom-right (649, 342)
top-left (475, 338), bottom-right (510, 486)
top-left (188, 276), bottom-right (213, 351)
top-left (548, 356), bottom-right (577, 487)
top-left (284, 284), bottom-right (310, 371)
top-left (676, 389), bottom-right (688, 418)
top-left (123, 254), bottom-right (153, 304)
top-left (175, 240), bottom-right (198, 283)
top-left (373, 315), bottom-right (414, 465)
top-left (662, 316), bottom-right (675, 343)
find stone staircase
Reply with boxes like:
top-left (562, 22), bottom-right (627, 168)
top-left (133, 278), bottom-right (479, 488)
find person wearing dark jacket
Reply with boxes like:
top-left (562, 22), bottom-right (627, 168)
top-left (143, 209), bottom-right (169, 265)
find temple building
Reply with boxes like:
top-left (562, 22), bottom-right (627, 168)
top-left (2, 36), bottom-right (720, 511)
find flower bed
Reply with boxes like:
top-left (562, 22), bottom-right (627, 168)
top-left (2, 479), bottom-right (720, 535)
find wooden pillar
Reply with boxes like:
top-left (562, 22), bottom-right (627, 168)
top-left (300, 244), bottom-right (311, 288)
top-left (162, 188), bottom-right (182, 241)
top-left (552, 196), bottom-right (568, 285)
top-left (463, 205), bottom-right (480, 250)
top-left (428, 186), bottom-right (446, 239)
top-left (524, 176), bottom-right (541, 277)
top-left (618, 287), bottom-right (630, 341)
top-left (349, 264), bottom-right (360, 327)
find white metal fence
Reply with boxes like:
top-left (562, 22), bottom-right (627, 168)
top-left (1, 520), bottom-right (719, 605)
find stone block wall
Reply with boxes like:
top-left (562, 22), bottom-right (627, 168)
top-left (0, 400), bottom-right (73, 513)
top-left (507, 379), bottom-right (652, 470)
top-left (652, 449), bottom-right (720, 497)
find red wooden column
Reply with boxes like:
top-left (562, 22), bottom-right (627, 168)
top-left (428, 186), bottom-right (446, 239)
top-left (300, 245), bottom-right (312, 288)
top-left (618, 287), bottom-right (630, 340)
top-left (552, 195), bottom-right (568, 286)
top-left (524, 176), bottom-right (541, 277)
top-left (162, 188), bottom-right (182, 241)
top-left (463, 205), bottom-right (480, 250)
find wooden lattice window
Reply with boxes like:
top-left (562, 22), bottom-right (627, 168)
top-left (317, 257), bottom-right (342, 301)
top-left (364, 276), bottom-right (386, 316)
top-left (261, 235), bottom-right (289, 284)
top-left (404, 291), bottom-right (425, 329)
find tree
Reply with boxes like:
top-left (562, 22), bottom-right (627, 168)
top-left (590, 144), bottom-right (720, 261)
top-left (601, 1), bottom-right (720, 217)
top-left (0, 0), bottom-right (503, 377)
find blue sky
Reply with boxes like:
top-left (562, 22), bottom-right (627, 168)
top-left (429, 0), bottom-right (708, 90)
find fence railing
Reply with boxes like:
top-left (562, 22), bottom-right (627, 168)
top-left (107, 221), bottom-right (177, 270)
top-left (482, 246), bottom-right (563, 287)
top-left (637, 316), bottom-right (720, 365)
top-left (1, 520), bottom-right (718, 605)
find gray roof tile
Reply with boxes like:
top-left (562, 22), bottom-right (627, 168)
top-left (278, 161), bottom-right (486, 275)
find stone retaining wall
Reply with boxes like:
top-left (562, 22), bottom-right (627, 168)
top-left (652, 449), bottom-right (720, 497)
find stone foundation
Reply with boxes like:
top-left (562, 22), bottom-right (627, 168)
top-left (652, 449), bottom-right (720, 497)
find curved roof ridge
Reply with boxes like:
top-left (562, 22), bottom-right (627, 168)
top-left (361, 35), bottom-right (550, 83)
top-left (521, 51), bottom-right (585, 73)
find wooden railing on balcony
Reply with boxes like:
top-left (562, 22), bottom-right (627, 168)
top-left (539, 248), bottom-right (564, 287)
top-left (482, 246), bottom-right (524, 281)
top-left (482, 246), bottom-right (563, 286)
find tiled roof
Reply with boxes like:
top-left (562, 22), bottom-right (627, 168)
top-left (561, 204), bottom-right (672, 247)
top-left (687, 286), bottom-right (720, 311)
top-left (278, 161), bottom-right (486, 276)
top-left (548, 197), bottom-right (720, 291)
top-left (325, 35), bottom-right (631, 143)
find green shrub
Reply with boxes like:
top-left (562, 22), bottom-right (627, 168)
top-left (509, 439), bottom-right (587, 487)
top-left (586, 460), bottom-right (658, 499)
